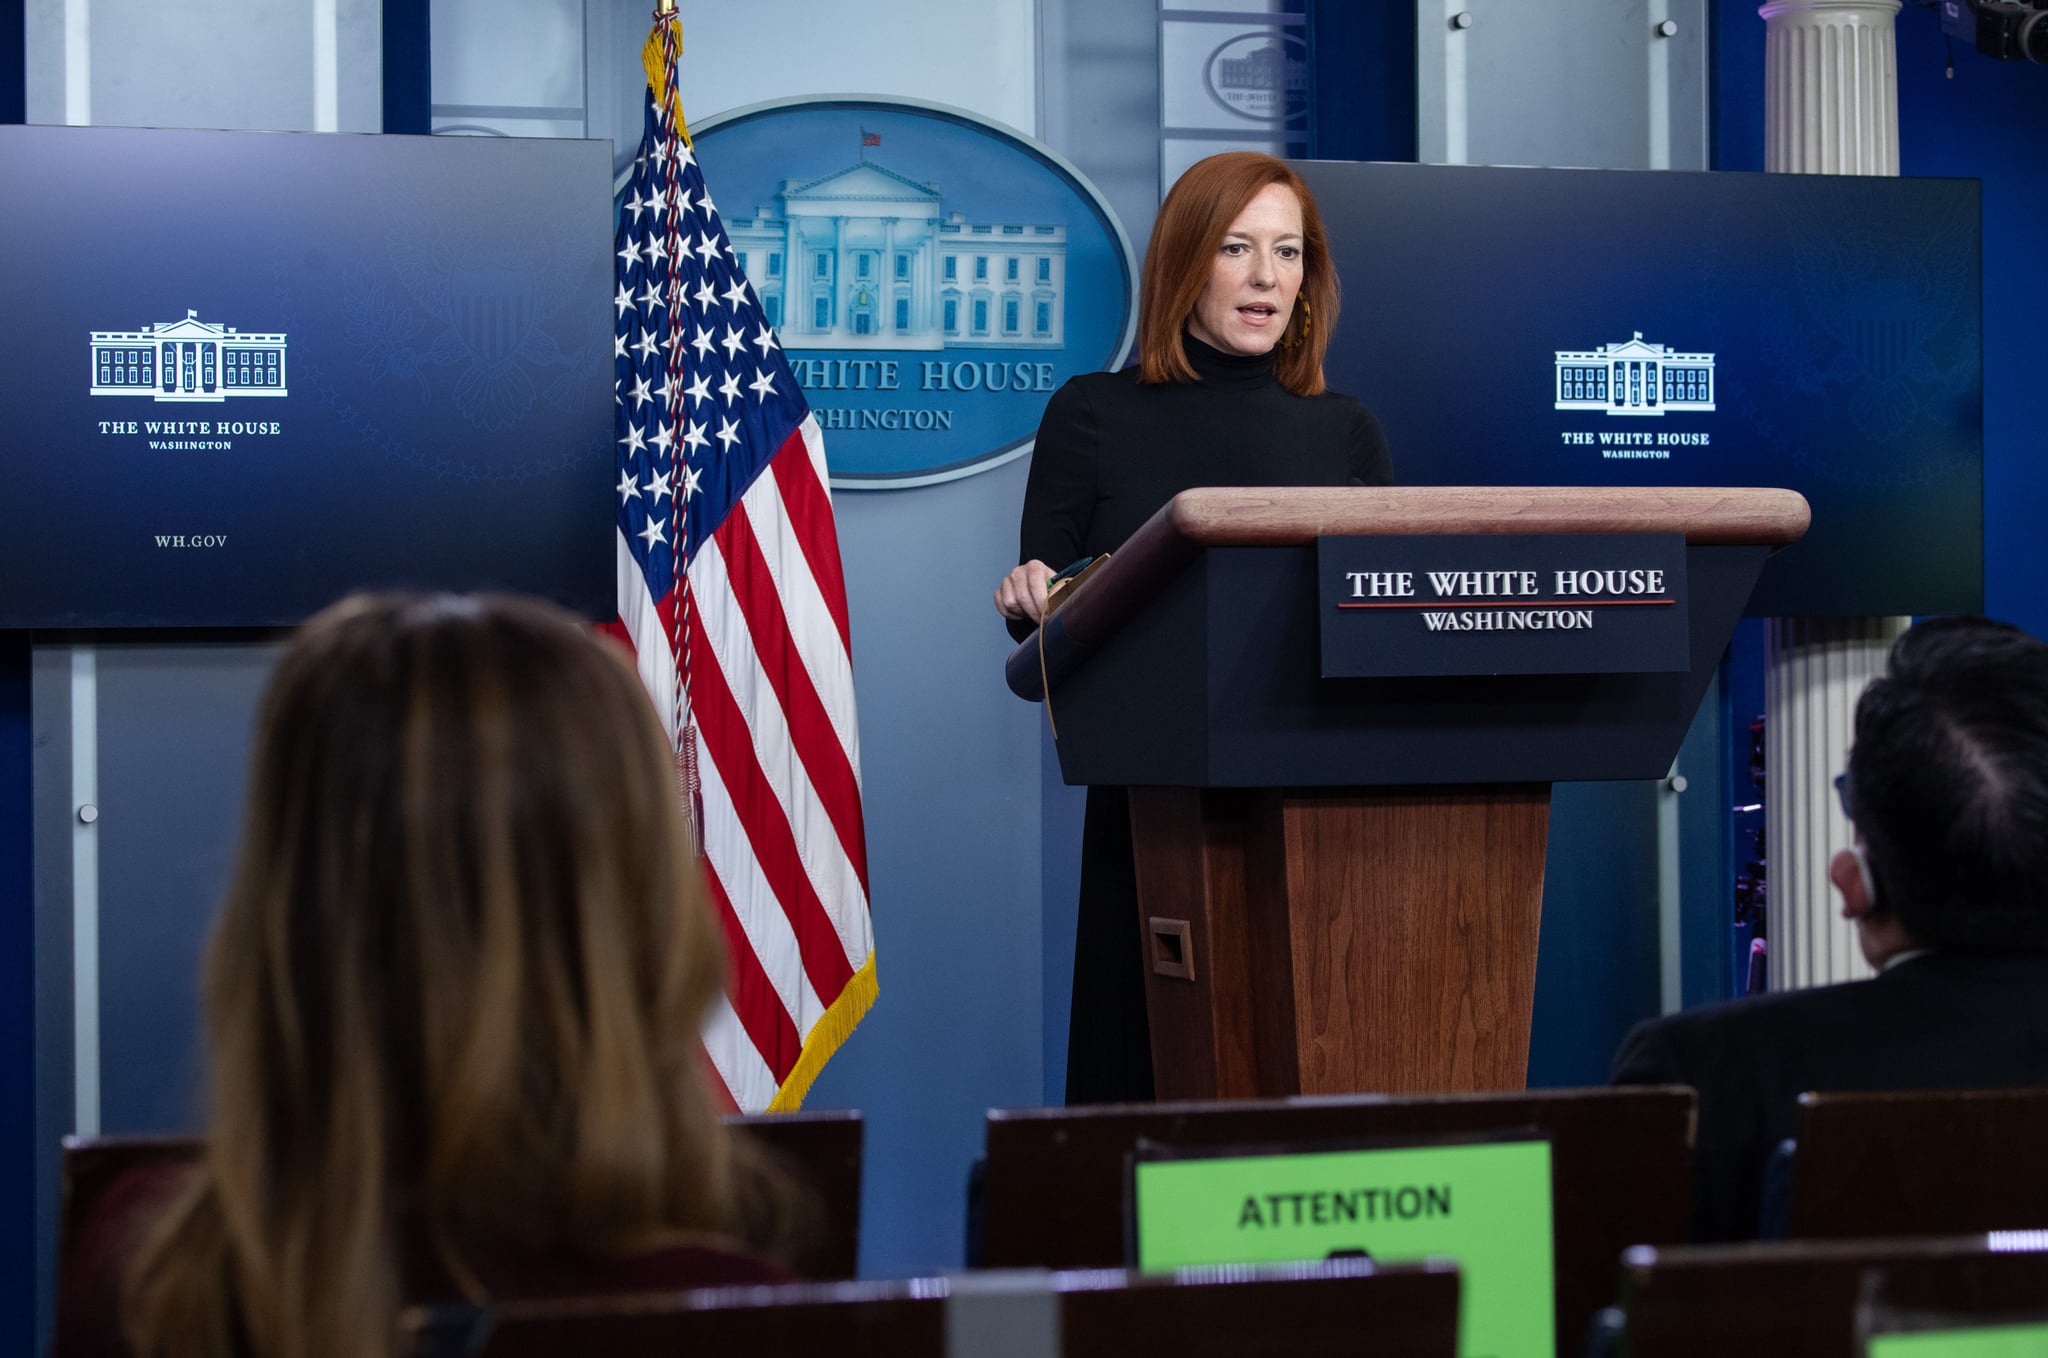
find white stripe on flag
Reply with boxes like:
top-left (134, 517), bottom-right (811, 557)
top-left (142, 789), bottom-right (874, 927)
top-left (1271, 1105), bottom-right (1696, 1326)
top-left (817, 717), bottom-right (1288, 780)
top-left (701, 990), bottom-right (778, 1114)
top-left (797, 412), bottom-right (832, 506)
top-left (692, 534), bottom-right (872, 970)
top-left (741, 439), bottom-right (864, 782)
top-left (616, 530), bottom-right (680, 745)
top-left (691, 714), bottom-right (826, 1031)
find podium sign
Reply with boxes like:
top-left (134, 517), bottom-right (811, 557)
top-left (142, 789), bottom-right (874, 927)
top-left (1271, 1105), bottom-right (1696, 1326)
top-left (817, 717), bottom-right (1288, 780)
top-left (1317, 532), bottom-right (1689, 677)
top-left (1868, 1322), bottom-right (2048, 1357)
top-left (1132, 1136), bottom-right (1557, 1358)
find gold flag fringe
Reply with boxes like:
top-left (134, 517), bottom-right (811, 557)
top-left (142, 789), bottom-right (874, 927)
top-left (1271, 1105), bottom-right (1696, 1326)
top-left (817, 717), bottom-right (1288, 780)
top-left (641, 16), bottom-right (694, 148)
top-left (766, 951), bottom-right (878, 1112)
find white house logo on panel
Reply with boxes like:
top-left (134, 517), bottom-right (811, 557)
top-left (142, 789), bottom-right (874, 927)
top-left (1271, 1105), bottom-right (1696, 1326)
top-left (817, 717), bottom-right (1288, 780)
top-left (686, 98), bottom-right (1135, 486)
top-left (90, 309), bottom-right (289, 402)
top-left (1554, 331), bottom-right (1713, 417)
top-left (725, 158), bottom-right (1067, 352)
top-left (1204, 32), bottom-right (1309, 123)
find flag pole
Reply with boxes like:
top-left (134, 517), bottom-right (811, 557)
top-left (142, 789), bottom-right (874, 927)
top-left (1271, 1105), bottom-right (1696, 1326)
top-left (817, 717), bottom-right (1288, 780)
top-left (645, 0), bottom-right (702, 838)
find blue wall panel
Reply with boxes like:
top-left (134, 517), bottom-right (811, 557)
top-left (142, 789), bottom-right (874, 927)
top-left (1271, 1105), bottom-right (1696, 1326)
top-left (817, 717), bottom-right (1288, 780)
top-left (1, 0), bottom-right (23, 125)
top-left (1894, 21), bottom-right (2048, 637)
top-left (381, 0), bottom-right (429, 134)
top-left (1716, 2), bottom-right (2043, 637)
top-left (805, 459), bottom-right (1049, 1277)
top-left (1528, 781), bottom-right (1662, 1087)
top-left (1308, 0), bottom-right (1416, 162)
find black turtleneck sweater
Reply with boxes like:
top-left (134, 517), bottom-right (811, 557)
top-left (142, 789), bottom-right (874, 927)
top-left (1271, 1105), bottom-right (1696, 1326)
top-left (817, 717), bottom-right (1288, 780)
top-left (1015, 336), bottom-right (1393, 594)
top-left (1012, 337), bottom-right (1393, 1104)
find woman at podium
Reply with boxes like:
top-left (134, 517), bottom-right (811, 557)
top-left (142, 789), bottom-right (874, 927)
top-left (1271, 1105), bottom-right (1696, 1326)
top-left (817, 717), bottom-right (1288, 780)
top-left (992, 152), bottom-right (1394, 1104)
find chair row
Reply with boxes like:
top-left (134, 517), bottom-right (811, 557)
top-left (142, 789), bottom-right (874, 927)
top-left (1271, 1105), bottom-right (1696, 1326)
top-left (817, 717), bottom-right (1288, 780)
top-left (403, 1239), bottom-right (2048, 1358)
top-left (403, 1258), bottom-right (1464, 1358)
top-left (62, 1084), bottom-right (2048, 1356)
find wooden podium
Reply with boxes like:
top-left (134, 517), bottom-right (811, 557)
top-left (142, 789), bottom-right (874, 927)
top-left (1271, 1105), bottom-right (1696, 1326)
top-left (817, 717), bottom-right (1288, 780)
top-left (1006, 486), bottom-right (1808, 1100)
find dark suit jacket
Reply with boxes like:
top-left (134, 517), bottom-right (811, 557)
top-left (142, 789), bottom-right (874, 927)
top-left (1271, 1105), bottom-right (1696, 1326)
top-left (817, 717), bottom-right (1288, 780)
top-left (1610, 951), bottom-right (2048, 1242)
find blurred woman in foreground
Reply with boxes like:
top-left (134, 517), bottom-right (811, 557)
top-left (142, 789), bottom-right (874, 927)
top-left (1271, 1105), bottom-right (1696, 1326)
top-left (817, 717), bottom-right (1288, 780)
top-left (58, 592), bottom-right (782, 1358)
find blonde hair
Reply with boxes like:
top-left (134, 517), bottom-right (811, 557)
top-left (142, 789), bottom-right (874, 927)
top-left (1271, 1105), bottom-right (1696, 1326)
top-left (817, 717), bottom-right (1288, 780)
top-left (1137, 151), bottom-right (1339, 396)
top-left (123, 592), bottom-right (739, 1358)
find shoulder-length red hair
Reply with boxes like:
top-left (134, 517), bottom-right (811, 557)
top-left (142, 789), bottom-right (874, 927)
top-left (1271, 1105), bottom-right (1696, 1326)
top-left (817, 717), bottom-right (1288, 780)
top-left (1137, 152), bottom-right (1338, 397)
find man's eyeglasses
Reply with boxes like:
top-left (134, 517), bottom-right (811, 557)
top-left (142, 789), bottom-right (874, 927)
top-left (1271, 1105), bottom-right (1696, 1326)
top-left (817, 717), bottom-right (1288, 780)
top-left (1834, 770), bottom-right (1855, 823)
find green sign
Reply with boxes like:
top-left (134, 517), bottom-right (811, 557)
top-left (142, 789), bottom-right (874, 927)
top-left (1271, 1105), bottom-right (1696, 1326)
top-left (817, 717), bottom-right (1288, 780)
top-left (1869, 1322), bottom-right (2048, 1357)
top-left (1131, 1138), bottom-right (1555, 1358)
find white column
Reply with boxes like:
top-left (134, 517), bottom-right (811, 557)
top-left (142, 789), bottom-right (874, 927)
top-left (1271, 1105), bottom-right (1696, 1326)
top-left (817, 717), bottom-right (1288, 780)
top-left (1764, 616), bottom-right (1907, 988)
top-left (71, 645), bottom-right (100, 1136)
top-left (1759, 0), bottom-right (1904, 990)
top-left (832, 214), bottom-right (846, 336)
top-left (882, 216), bottom-right (898, 333)
top-left (64, 0), bottom-right (91, 125)
top-left (785, 218), bottom-right (802, 331)
top-left (1761, 0), bottom-right (1900, 175)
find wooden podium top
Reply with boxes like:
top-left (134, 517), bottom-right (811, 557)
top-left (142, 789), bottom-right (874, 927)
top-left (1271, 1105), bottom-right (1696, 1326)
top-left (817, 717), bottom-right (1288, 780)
top-left (1158, 485), bottom-right (1810, 547)
top-left (1007, 485), bottom-right (1810, 701)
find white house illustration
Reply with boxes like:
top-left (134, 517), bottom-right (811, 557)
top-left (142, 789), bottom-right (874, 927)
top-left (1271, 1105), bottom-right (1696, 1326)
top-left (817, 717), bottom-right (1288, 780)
top-left (726, 159), bottom-right (1066, 351)
top-left (1214, 40), bottom-right (1307, 117)
top-left (1554, 331), bottom-right (1713, 416)
top-left (90, 309), bottom-right (288, 402)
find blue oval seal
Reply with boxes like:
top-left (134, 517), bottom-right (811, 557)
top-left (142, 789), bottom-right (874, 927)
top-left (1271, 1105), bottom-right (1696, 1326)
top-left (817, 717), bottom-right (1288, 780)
top-left (649, 96), bottom-right (1137, 489)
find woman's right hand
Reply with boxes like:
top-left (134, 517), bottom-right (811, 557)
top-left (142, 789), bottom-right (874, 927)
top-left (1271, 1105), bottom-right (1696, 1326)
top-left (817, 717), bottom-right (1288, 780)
top-left (994, 560), bottom-right (1056, 625)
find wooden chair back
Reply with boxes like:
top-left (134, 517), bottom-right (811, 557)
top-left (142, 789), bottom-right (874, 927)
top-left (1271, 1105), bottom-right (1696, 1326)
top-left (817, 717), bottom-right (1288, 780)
top-left (1614, 1232), bottom-right (2048, 1358)
top-left (58, 1110), bottom-right (863, 1286)
top-left (728, 1108), bottom-right (863, 1278)
top-left (1788, 1088), bottom-right (2048, 1238)
top-left (57, 1133), bottom-right (200, 1266)
top-left (978, 1085), bottom-right (1693, 1358)
top-left (404, 1258), bottom-right (1462, 1358)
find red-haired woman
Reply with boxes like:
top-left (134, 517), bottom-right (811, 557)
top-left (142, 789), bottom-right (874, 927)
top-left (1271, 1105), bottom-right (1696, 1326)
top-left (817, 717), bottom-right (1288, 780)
top-left (993, 152), bottom-right (1393, 1105)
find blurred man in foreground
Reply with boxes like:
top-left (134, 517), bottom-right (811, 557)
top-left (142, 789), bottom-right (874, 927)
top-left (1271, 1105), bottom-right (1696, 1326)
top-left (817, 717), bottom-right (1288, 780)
top-left (1613, 616), bottom-right (2048, 1240)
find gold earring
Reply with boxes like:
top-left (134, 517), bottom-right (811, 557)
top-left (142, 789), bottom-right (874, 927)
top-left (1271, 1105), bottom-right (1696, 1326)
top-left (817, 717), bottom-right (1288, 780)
top-left (1281, 298), bottom-right (1311, 351)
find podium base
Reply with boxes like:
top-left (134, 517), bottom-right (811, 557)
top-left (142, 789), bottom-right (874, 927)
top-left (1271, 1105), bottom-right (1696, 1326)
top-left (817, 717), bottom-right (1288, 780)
top-left (1130, 785), bottom-right (1549, 1099)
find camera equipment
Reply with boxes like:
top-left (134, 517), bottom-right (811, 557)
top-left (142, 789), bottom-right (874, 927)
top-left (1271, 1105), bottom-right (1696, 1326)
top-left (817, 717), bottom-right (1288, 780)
top-left (1940, 0), bottom-right (2048, 64)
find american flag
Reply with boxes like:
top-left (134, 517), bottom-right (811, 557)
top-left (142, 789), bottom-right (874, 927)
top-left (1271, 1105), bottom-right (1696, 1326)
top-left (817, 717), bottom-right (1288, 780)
top-left (608, 17), bottom-right (875, 1113)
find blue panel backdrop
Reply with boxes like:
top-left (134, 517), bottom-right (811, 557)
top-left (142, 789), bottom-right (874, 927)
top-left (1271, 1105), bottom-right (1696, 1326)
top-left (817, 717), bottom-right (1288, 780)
top-left (1, 0), bottom-right (22, 125)
top-left (1708, 3), bottom-right (2046, 1018)
top-left (1, 47), bottom-right (26, 1358)
top-left (1717, 4), bottom-right (2045, 634)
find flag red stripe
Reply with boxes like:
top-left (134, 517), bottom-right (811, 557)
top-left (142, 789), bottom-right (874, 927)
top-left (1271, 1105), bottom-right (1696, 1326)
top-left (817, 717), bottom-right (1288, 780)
top-left (686, 608), bottom-right (859, 1001)
top-left (718, 500), bottom-right (870, 889)
top-left (698, 1043), bottom-right (740, 1115)
top-left (699, 855), bottom-right (803, 1075)
top-left (769, 434), bottom-right (855, 656)
top-left (606, 611), bottom-right (797, 1076)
